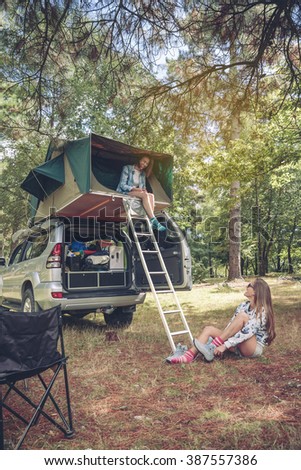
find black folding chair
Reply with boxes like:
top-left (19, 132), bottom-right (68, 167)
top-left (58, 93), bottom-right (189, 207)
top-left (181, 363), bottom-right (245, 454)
top-left (0, 305), bottom-right (74, 449)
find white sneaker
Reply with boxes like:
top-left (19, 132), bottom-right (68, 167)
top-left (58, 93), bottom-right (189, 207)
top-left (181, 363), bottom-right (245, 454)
top-left (193, 338), bottom-right (216, 361)
top-left (165, 343), bottom-right (188, 363)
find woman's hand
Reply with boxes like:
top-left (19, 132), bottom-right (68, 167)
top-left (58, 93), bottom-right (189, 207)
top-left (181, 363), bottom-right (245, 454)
top-left (130, 188), bottom-right (146, 193)
top-left (214, 344), bottom-right (227, 356)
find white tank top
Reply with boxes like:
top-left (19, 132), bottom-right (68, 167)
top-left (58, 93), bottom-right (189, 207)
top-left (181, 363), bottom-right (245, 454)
top-left (133, 168), bottom-right (140, 187)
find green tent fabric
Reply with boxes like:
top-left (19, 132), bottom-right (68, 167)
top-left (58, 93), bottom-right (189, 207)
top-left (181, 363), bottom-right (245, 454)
top-left (65, 136), bottom-right (91, 193)
top-left (29, 195), bottom-right (40, 218)
top-left (152, 158), bottom-right (173, 200)
top-left (92, 155), bottom-right (126, 191)
top-left (21, 154), bottom-right (65, 200)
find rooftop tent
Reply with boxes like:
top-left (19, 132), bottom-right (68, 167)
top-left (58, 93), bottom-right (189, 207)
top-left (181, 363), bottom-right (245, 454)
top-left (20, 153), bottom-right (65, 200)
top-left (90, 134), bottom-right (173, 200)
top-left (21, 133), bottom-right (173, 222)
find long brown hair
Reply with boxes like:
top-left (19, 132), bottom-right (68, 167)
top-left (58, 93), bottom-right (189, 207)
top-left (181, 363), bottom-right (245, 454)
top-left (253, 278), bottom-right (276, 345)
top-left (142, 156), bottom-right (153, 178)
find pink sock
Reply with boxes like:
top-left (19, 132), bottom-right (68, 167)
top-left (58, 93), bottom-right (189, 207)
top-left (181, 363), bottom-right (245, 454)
top-left (212, 336), bottom-right (224, 347)
top-left (170, 349), bottom-right (196, 364)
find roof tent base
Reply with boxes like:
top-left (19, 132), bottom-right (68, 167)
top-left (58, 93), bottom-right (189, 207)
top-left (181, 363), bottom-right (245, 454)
top-left (33, 192), bottom-right (170, 222)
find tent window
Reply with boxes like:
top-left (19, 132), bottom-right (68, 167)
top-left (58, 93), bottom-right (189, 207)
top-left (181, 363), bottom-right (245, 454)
top-left (91, 154), bottom-right (123, 191)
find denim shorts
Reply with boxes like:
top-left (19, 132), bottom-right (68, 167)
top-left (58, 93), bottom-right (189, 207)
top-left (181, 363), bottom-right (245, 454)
top-left (250, 342), bottom-right (264, 358)
top-left (234, 341), bottom-right (264, 358)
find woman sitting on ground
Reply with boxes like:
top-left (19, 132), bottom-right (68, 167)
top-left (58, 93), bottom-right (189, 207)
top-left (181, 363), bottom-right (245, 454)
top-left (116, 156), bottom-right (166, 231)
top-left (168, 278), bottom-right (276, 364)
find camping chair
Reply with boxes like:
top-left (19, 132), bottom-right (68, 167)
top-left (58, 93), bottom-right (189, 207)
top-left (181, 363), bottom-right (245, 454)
top-left (0, 305), bottom-right (74, 449)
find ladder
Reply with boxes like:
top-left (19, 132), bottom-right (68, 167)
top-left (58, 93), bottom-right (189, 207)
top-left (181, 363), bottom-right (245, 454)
top-left (124, 199), bottom-right (193, 352)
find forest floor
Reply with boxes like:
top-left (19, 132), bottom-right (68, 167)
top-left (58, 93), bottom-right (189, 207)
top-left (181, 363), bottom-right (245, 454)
top-left (4, 277), bottom-right (301, 450)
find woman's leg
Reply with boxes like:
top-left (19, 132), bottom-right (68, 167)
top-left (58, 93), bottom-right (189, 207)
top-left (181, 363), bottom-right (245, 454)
top-left (194, 314), bottom-right (250, 350)
top-left (189, 325), bottom-right (223, 356)
top-left (195, 326), bottom-right (223, 345)
top-left (148, 192), bottom-right (155, 213)
top-left (168, 326), bottom-right (222, 363)
top-left (129, 190), bottom-right (155, 218)
top-left (194, 313), bottom-right (257, 360)
top-left (218, 312), bottom-right (249, 342)
top-left (129, 190), bottom-right (165, 231)
top-left (219, 312), bottom-right (257, 355)
top-left (237, 336), bottom-right (258, 357)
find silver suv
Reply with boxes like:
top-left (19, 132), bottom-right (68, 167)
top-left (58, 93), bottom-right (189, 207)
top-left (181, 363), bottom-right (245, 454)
top-left (0, 214), bottom-right (192, 327)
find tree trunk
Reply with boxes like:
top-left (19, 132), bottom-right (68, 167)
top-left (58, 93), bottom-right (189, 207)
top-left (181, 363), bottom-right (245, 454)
top-left (288, 245), bottom-right (293, 274)
top-left (262, 240), bottom-right (268, 275)
top-left (253, 182), bottom-right (264, 276)
top-left (288, 216), bottom-right (297, 274)
top-left (241, 257), bottom-right (245, 276)
top-left (277, 251), bottom-right (281, 272)
top-left (257, 208), bottom-right (265, 276)
top-left (227, 107), bottom-right (242, 280)
top-left (227, 36), bottom-right (243, 281)
top-left (208, 242), bottom-right (214, 278)
top-left (228, 180), bottom-right (242, 280)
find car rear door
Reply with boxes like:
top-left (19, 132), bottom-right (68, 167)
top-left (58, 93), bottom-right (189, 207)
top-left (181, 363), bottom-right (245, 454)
top-left (134, 212), bottom-right (192, 291)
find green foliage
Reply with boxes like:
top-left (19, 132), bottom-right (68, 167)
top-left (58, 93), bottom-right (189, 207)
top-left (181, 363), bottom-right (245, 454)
top-left (1, 1), bottom-right (301, 277)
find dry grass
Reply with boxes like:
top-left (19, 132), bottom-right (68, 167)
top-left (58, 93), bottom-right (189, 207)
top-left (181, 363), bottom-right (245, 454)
top-left (3, 278), bottom-right (301, 450)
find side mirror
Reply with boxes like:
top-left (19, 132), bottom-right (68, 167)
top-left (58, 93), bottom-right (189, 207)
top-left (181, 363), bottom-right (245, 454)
top-left (0, 257), bottom-right (6, 267)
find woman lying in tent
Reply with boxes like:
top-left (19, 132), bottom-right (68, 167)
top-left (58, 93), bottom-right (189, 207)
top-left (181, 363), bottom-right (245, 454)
top-left (116, 156), bottom-right (166, 231)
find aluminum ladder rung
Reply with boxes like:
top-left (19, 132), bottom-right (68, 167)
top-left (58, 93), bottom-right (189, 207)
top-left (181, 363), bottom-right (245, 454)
top-left (149, 271), bottom-right (166, 275)
top-left (155, 290), bottom-right (174, 294)
top-left (162, 309), bottom-right (181, 314)
top-left (141, 250), bottom-right (159, 254)
top-left (135, 232), bottom-right (152, 237)
top-left (171, 330), bottom-right (190, 336)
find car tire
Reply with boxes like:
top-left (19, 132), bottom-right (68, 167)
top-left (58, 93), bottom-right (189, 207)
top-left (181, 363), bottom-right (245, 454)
top-left (21, 288), bottom-right (39, 312)
top-left (104, 307), bottom-right (133, 328)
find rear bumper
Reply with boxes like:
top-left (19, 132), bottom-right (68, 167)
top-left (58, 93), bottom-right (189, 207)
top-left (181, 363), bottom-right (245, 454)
top-left (34, 282), bottom-right (146, 312)
top-left (61, 292), bottom-right (146, 312)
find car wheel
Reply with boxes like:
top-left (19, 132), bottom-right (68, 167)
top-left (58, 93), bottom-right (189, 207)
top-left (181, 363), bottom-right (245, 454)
top-left (21, 288), bottom-right (38, 312)
top-left (104, 307), bottom-right (133, 328)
